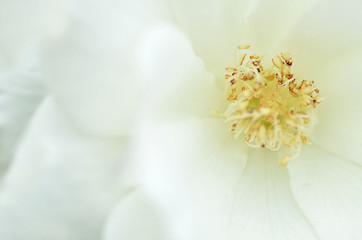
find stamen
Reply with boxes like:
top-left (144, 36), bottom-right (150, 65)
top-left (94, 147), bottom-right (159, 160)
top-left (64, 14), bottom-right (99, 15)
top-left (221, 45), bottom-right (323, 166)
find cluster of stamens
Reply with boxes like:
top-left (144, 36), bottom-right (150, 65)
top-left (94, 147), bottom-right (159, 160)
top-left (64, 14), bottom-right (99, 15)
top-left (221, 45), bottom-right (323, 166)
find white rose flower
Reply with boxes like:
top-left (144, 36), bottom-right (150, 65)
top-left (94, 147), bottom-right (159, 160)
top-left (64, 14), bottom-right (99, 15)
top-left (107, 0), bottom-right (362, 240)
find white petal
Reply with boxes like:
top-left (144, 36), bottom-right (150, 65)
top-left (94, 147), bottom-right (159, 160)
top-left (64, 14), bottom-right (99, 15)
top-left (169, 0), bottom-right (250, 79)
top-left (0, 98), bottom-right (130, 240)
top-left (0, 70), bottom-right (44, 174)
top-left (103, 189), bottom-right (170, 240)
top-left (43, 0), bottom-right (170, 137)
top-left (137, 118), bottom-right (247, 240)
top-left (230, 148), bottom-right (318, 240)
top-left (310, 52), bottom-right (362, 165)
top-left (138, 23), bottom-right (225, 122)
top-left (279, 0), bottom-right (362, 78)
top-left (0, 0), bottom-right (66, 70)
top-left (242, 0), bottom-right (320, 54)
top-left (288, 145), bottom-right (362, 240)
top-left (137, 24), bottom-right (247, 239)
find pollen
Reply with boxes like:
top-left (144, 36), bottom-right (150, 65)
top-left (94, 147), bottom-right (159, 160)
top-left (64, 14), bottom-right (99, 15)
top-left (222, 45), bottom-right (324, 166)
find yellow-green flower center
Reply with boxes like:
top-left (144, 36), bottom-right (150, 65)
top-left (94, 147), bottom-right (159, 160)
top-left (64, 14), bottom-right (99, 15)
top-left (221, 45), bottom-right (323, 166)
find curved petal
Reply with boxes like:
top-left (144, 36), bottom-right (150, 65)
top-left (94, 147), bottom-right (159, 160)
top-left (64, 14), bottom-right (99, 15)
top-left (169, 0), bottom-right (250, 79)
top-left (0, 69), bottom-right (45, 175)
top-left (309, 51), bottom-right (362, 166)
top-left (138, 23), bottom-right (225, 123)
top-left (242, 0), bottom-right (320, 54)
top-left (288, 145), bottom-right (362, 240)
top-left (278, 0), bottom-right (362, 79)
top-left (0, 98), bottom-right (131, 240)
top-left (103, 189), bottom-right (170, 240)
top-left (230, 148), bottom-right (318, 240)
top-left (43, 0), bottom-right (170, 137)
top-left (0, 0), bottom-right (66, 70)
top-left (136, 118), bottom-right (247, 240)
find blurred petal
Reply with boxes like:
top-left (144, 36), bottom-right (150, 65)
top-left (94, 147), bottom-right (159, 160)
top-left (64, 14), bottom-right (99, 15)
top-left (279, 0), bottom-right (362, 78)
top-left (0, 98), bottom-right (131, 240)
top-left (243, 0), bottom-right (320, 54)
top-left (0, 71), bottom-right (44, 174)
top-left (138, 23), bottom-right (224, 123)
top-left (169, 0), bottom-right (250, 79)
top-left (230, 149), bottom-right (318, 240)
top-left (310, 51), bottom-right (362, 166)
top-left (288, 145), bottom-right (362, 240)
top-left (0, 0), bottom-right (67, 70)
top-left (137, 24), bottom-right (247, 239)
top-left (137, 118), bottom-right (247, 240)
top-left (103, 189), bottom-right (170, 240)
top-left (43, 0), bottom-right (170, 137)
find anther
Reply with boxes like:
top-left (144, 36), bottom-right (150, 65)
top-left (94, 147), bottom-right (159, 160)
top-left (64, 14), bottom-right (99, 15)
top-left (279, 154), bottom-right (292, 166)
top-left (238, 44), bottom-right (250, 50)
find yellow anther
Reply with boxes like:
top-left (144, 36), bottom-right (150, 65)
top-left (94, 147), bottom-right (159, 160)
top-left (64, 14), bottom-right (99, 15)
top-left (272, 57), bottom-right (283, 69)
top-left (213, 108), bottom-right (221, 116)
top-left (226, 67), bottom-right (237, 72)
top-left (239, 53), bottom-right (247, 66)
top-left (238, 44), bottom-right (250, 50)
top-left (250, 54), bottom-right (260, 59)
top-left (279, 154), bottom-right (292, 166)
top-left (300, 132), bottom-right (309, 145)
top-left (281, 52), bottom-right (292, 61)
